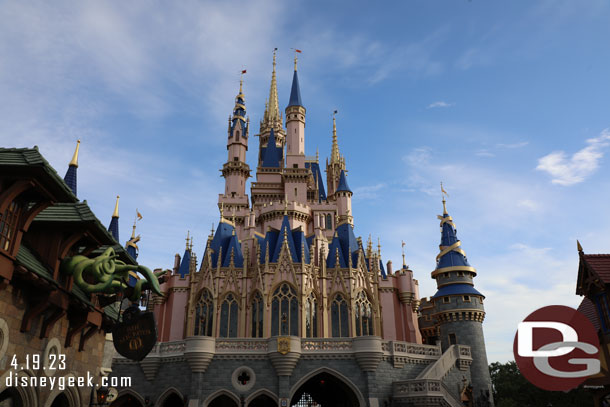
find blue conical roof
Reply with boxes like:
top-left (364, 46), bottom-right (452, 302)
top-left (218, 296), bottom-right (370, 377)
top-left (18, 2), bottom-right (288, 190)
top-left (336, 170), bottom-right (352, 193)
top-left (209, 221), bottom-right (236, 267)
top-left (64, 165), bottom-right (77, 196)
top-left (435, 210), bottom-right (474, 271)
top-left (327, 234), bottom-right (347, 268)
top-left (288, 70), bottom-right (303, 107)
top-left (108, 217), bottom-right (119, 241)
top-left (178, 248), bottom-right (191, 278)
top-left (261, 129), bottom-right (282, 168)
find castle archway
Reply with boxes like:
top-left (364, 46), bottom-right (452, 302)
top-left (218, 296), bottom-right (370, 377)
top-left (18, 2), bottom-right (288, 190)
top-left (289, 369), bottom-right (364, 407)
top-left (208, 394), bottom-right (239, 407)
top-left (110, 390), bottom-right (145, 407)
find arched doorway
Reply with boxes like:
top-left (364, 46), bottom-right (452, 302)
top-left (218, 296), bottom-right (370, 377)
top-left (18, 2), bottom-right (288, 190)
top-left (110, 394), bottom-right (144, 407)
top-left (160, 393), bottom-right (183, 407)
top-left (50, 393), bottom-right (70, 407)
top-left (209, 394), bottom-right (239, 407)
top-left (248, 394), bottom-right (275, 407)
top-left (290, 372), bottom-right (360, 407)
top-left (0, 388), bottom-right (23, 407)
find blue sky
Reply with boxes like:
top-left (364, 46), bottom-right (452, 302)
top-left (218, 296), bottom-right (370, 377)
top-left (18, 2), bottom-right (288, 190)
top-left (1, 0), bottom-right (610, 363)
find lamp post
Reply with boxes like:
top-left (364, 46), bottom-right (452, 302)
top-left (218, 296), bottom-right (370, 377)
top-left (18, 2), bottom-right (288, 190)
top-left (89, 387), bottom-right (109, 406)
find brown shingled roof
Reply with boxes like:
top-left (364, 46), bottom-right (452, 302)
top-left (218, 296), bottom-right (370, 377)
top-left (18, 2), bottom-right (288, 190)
top-left (577, 297), bottom-right (601, 332)
top-left (583, 254), bottom-right (610, 284)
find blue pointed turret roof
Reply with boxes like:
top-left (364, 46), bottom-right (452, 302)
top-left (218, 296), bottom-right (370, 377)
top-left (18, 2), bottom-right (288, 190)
top-left (261, 129), bottom-right (282, 168)
top-left (288, 69), bottom-right (303, 107)
top-left (379, 259), bottom-right (387, 278)
top-left (178, 248), bottom-right (191, 278)
top-left (64, 166), bottom-right (77, 196)
top-left (432, 283), bottom-right (484, 299)
top-left (126, 244), bottom-right (137, 260)
top-left (326, 222), bottom-right (361, 268)
top-left (434, 201), bottom-right (477, 278)
top-left (209, 220), bottom-right (236, 267)
top-left (305, 161), bottom-right (327, 202)
top-left (271, 215), bottom-right (299, 263)
top-left (231, 80), bottom-right (247, 135)
top-left (222, 234), bottom-right (244, 268)
top-left (108, 217), bottom-right (119, 241)
top-left (259, 229), bottom-right (279, 264)
top-left (336, 170), bottom-right (352, 194)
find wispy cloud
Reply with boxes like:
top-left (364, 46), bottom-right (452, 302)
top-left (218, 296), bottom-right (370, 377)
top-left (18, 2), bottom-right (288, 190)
top-left (353, 183), bottom-right (386, 200)
top-left (427, 101), bottom-right (454, 109)
top-left (496, 141), bottom-right (529, 149)
top-left (536, 128), bottom-right (610, 186)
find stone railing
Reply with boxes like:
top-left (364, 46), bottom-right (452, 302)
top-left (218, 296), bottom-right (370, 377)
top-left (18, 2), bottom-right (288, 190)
top-left (416, 344), bottom-right (472, 380)
top-left (393, 379), bottom-right (462, 407)
top-left (381, 341), bottom-right (441, 368)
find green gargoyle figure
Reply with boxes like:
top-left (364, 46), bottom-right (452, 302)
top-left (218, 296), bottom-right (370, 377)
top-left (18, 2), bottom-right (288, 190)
top-left (60, 247), bottom-right (166, 301)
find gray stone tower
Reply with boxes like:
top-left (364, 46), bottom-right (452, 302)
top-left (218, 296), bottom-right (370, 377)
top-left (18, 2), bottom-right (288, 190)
top-left (431, 197), bottom-right (494, 406)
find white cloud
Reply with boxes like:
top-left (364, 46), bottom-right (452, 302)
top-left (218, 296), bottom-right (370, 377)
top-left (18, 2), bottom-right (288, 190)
top-left (536, 128), bottom-right (610, 186)
top-left (353, 183), bottom-right (386, 200)
top-left (427, 101), bottom-right (454, 109)
top-left (496, 141), bottom-right (529, 149)
top-left (475, 150), bottom-right (495, 158)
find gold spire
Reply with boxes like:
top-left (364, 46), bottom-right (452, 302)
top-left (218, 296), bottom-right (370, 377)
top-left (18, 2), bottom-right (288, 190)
top-left (220, 202), bottom-right (224, 220)
top-left (294, 52), bottom-right (298, 71)
top-left (377, 237), bottom-right (381, 256)
top-left (112, 195), bottom-right (120, 218)
top-left (131, 220), bottom-right (137, 239)
top-left (577, 240), bottom-right (583, 253)
top-left (186, 231), bottom-right (190, 250)
top-left (331, 111), bottom-right (340, 164)
top-left (69, 140), bottom-right (80, 167)
top-left (441, 182), bottom-right (449, 215)
top-left (402, 240), bottom-right (406, 267)
top-left (265, 49), bottom-right (280, 123)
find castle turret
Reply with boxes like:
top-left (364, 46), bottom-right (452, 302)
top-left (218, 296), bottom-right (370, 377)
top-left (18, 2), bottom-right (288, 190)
top-left (431, 197), bottom-right (494, 405)
top-left (285, 53), bottom-right (305, 168)
top-left (335, 170), bottom-right (353, 225)
top-left (220, 78), bottom-right (251, 217)
top-left (326, 114), bottom-right (345, 198)
top-left (125, 219), bottom-right (140, 260)
top-left (63, 140), bottom-right (80, 196)
top-left (108, 195), bottom-right (120, 241)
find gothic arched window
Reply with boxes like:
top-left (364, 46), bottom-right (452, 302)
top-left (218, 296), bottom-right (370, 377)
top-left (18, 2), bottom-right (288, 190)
top-left (355, 291), bottom-right (374, 336)
top-left (219, 293), bottom-right (239, 338)
top-left (331, 294), bottom-right (349, 337)
top-left (271, 283), bottom-right (298, 336)
top-left (325, 214), bottom-right (332, 230)
top-left (305, 294), bottom-right (317, 338)
top-left (194, 289), bottom-right (214, 336)
top-left (251, 291), bottom-right (264, 338)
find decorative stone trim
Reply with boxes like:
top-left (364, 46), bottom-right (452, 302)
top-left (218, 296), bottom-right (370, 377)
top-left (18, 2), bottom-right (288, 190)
top-left (352, 336), bottom-right (382, 372)
top-left (231, 366), bottom-right (256, 392)
top-left (184, 336), bottom-right (215, 373)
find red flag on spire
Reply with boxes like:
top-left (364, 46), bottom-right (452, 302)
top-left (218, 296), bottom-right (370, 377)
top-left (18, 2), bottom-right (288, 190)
top-left (295, 49), bottom-right (302, 53)
top-left (241, 70), bottom-right (247, 74)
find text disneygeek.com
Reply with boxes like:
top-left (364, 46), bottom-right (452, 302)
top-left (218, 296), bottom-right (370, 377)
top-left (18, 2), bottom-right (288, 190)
top-left (5, 372), bottom-right (131, 391)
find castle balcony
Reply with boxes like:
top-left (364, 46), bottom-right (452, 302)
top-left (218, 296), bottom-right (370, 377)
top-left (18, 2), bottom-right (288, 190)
top-left (113, 338), bottom-right (444, 380)
top-left (392, 379), bottom-right (463, 407)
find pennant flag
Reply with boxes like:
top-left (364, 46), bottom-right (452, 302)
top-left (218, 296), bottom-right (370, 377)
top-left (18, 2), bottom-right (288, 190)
top-left (137, 210), bottom-right (143, 221)
top-left (402, 240), bottom-right (406, 248)
top-left (241, 69), bottom-right (247, 74)
top-left (274, 47), bottom-right (278, 51)
top-left (295, 49), bottom-right (302, 53)
top-left (334, 110), bottom-right (338, 115)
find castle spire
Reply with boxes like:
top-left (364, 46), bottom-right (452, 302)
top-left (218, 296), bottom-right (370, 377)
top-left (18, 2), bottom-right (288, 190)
top-left (125, 216), bottom-right (140, 260)
top-left (64, 140), bottom-right (80, 196)
top-left (265, 49), bottom-right (280, 123)
top-left (108, 195), bottom-right (120, 241)
top-left (331, 111), bottom-right (340, 164)
top-left (288, 50), bottom-right (303, 107)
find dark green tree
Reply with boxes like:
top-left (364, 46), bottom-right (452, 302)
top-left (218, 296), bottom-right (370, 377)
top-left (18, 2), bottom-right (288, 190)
top-left (490, 361), bottom-right (593, 407)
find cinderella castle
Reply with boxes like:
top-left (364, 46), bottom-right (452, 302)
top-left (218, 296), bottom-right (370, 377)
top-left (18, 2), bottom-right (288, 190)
top-left (109, 52), bottom-right (494, 407)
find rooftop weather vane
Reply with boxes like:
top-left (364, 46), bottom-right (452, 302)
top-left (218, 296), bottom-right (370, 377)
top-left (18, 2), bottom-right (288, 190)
top-left (441, 182), bottom-right (449, 214)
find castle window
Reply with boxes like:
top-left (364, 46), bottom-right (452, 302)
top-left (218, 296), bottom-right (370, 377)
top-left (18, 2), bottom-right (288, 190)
top-left (251, 291), bottom-right (264, 337)
top-left (331, 294), bottom-right (349, 337)
top-left (355, 291), bottom-right (374, 336)
top-left (0, 201), bottom-right (21, 252)
top-left (449, 333), bottom-right (457, 345)
top-left (219, 293), bottom-right (239, 338)
top-left (194, 289), bottom-right (214, 336)
top-left (305, 294), bottom-right (317, 338)
top-left (457, 271), bottom-right (464, 276)
top-left (325, 214), bottom-right (332, 230)
top-left (294, 188), bottom-right (298, 197)
top-left (271, 283), bottom-right (298, 336)
top-left (236, 131), bottom-right (240, 138)
top-left (443, 296), bottom-right (450, 304)
top-left (293, 164), bottom-right (298, 168)
top-left (463, 295), bottom-right (471, 302)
